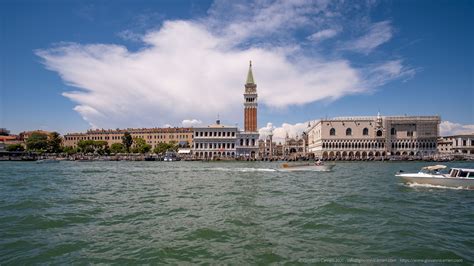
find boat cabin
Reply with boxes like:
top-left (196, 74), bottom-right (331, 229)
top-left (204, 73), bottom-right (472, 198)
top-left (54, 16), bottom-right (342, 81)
top-left (448, 168), bottom-right (474, 178)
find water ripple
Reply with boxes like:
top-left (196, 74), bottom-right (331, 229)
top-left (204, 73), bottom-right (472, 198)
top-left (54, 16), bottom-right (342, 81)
top-left (0, 161), bottom-right (472, 264)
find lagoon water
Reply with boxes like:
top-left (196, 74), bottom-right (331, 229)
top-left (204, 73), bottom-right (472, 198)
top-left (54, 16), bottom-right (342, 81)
top-left (0, 161), bottom-right (473, 264)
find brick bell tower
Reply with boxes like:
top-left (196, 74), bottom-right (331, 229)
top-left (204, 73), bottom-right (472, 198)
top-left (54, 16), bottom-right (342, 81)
top-left (244, 61), bottom-right (258, 132)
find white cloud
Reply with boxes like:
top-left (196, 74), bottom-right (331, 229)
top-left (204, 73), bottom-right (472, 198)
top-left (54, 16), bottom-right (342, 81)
top-left (207, 0), bottom-right (325, 43)
top-left (440, 121), bottom-right (474, 136)
top-left (182, 119), bottom-right (203, 127)
top-left (36, 20), bottom-right (367, 128)
top-left (259, 122), bottom-right (311, 143)
top-left (308, 28), bottom-right (339, 42)
top-left (344, 20), bottom-right (393, 54)
top-left (365, 60), bottom-right (416, 88)
top-left (117, 29), bottom-right (142, 42)
top-left (259, 122), bottom-right (275, 139)
top-left (36, 1), bottom-right (411, 129)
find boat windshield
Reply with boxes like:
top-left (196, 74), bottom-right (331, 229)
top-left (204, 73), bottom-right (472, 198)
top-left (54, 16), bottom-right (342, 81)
top-left (459, 171), bottom-right (468, 178)
top-left (420, 165), bottom-right (447, 175)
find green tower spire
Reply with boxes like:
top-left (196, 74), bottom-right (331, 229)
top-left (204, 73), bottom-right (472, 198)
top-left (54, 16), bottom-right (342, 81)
top-left (246, 60), bottom-right (255, 84)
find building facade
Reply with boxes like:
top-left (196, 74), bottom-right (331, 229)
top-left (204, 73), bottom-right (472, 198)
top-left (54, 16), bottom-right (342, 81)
top-left (64, 128), bottom-right (193, 149)
top-left (258, 134), bottom-right (274, 158)
top-left (307, 115), bottom-right (440, 159)
top-left (438, 134), bottom-right (474, 157)
top-left (19, 130), bottom-right (52, 141)
top-left (283, 132), bottom-right (308, 157)
top-left (192, 121), bottom-right (238, 159)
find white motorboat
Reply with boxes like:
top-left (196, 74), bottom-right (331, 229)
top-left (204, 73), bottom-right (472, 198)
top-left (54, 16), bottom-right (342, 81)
top-left (280, 161), bottom-right (335, 172)
top-left (396, 165), bottom-right (474, 189)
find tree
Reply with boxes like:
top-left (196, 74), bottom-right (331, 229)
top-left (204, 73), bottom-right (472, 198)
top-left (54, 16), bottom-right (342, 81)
top-left (77, 140), bottom-right (109, 154)
top-left (153, 142), bottom-right (176, 154)
top-left (6, 143), bottom-right (25, 152)
top-left (110, 143), bottom-right (124, 154)
top-left (77, 140), bottom-right (95, 154)
top-left (94, 141), bottom-right (109, 155)
top-left (63, 146), bottom-right (77, 155)
top-left (26, 132), bottom-right (48, 151)
top-left (131, 138), bottom-right (151, 154)
top-left (47, 132), bottom-right (63, 153)
top-left (122, 132), bottom-right (133, 153)
top-left (168, 141), bottom-right (178, 151)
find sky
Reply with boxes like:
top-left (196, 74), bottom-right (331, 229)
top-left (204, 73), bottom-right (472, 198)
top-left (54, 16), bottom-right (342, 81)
top-left (1, 0), bottom-right (473, 140)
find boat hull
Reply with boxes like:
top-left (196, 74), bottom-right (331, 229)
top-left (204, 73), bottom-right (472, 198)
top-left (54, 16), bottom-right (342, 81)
top-left (397, 175), bottom-right (474, 189)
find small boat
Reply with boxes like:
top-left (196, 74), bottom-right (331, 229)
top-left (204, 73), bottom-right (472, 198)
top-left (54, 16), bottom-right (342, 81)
top-left (396, 165), bottom-right (474, 189)
top-left (144, 156), bottom-right (156, 161)
top-left (280, 161), bottom-right (335, 172)
top-left (163, 151), bottom-right (180, 162)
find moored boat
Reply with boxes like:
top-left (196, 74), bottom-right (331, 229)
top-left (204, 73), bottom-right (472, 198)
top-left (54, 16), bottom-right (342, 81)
top-left (163, 151), bottom-right (180, 162)
top-left (396, 165), bottom-right (474, 189)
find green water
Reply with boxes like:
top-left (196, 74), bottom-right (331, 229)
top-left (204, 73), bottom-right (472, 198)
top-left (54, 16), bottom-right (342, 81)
top-left (0, 161), bottom-right (473, 264)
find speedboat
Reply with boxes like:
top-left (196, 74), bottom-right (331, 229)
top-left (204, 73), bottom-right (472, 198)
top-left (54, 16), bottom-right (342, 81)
top-left (280, 161), bottom-right (335, 172)
top-left (396, 165), bottom-right (474, 189)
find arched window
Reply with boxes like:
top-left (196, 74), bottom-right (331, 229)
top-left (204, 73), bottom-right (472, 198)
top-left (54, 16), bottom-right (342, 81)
top-left (346, 128), bottom-right (352, 136)
top-left (363, 128), bottom-right (369, 136)
top-left (376, 130), bottom-right (383, 137)
top-left (391, 128), bottom-right (396, 135)
top-left (330, 128), bottom-right (336, 136)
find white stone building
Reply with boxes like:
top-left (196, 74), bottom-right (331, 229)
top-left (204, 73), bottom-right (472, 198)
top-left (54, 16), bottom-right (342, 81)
top-left (192, 121), bottom-right (238, 159)
top-left (307, 114), bottom-right (440, 159)
top-left (438, 134), bottom-right (474, 157)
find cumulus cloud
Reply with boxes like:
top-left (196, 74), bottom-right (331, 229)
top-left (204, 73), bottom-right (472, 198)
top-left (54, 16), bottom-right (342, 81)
top-left (259, 122), bottom-right (275, 139)
top-left (182, 119), bottom-right (203, 127)
top-left (440, 121), bottom-right (474, 136)
top-left (259, 122), bottom-right (311, 143)
top-left (344, 20), bottom-right (393, 54)
top-left (36, 0), bottom-right (412, 129)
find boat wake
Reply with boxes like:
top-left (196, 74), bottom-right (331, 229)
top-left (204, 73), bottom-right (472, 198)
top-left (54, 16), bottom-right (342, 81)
top-left (211, 167), bottom-right (277, 172)
top-left (277, 168), bottom-right (332, 172)
top-left (401, 182), bottom-right (471, 190)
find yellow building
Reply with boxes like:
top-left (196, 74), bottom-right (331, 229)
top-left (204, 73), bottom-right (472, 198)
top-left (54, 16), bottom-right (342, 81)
top-left (64, 128), bottom-right (193, 149)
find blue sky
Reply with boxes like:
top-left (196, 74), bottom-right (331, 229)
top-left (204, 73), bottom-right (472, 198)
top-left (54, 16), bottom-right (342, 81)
top-left (1, 0), bottom-right (473, 137)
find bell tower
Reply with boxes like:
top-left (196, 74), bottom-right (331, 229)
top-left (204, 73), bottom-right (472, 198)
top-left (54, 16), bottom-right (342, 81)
top-left (244, 61), bottom-right (258, 132)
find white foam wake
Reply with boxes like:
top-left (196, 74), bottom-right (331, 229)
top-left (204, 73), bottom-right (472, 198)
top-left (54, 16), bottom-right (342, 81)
top-left (402, 182), bottom-right (470, 190)
top-left (211, 167), bottom-right (277, 172)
